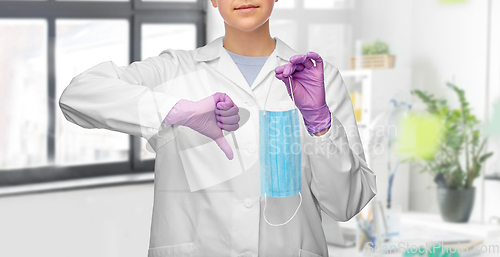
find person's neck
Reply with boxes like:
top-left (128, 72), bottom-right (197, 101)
top-left (223, 21), bottom-right (276, 57)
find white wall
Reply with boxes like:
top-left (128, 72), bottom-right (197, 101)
top-left (407, 0), bottom-right (491, 222)
top-left (484, 0), bottom-right (500, 224)
top-left (356, 0), bottom-right (413, 70)
top-left (0, 184), bottom-right (154, 257)
top-left (206, 2), bottom-right (225, 43)
top-left (354, 0), bottom-right (414, 213)
top-left (339, 0), bottom-right (497, 221)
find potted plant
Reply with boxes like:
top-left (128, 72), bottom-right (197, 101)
top-left (350, 40), bottom-right (396, 69)
top-left (409, 82), bottom-right (493, 223)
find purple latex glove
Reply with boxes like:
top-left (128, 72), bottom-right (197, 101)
top-left (163, 92), bottom-right (240, 160)
top-left (275, 51), bottom-right (331, 134)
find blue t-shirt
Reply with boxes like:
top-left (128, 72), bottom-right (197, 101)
top-left (226, 49), bottom-right (269, 87)
top-left (226, 48), bottom-right (322, 137)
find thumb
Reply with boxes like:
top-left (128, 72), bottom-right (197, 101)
top-left (307, 51), bottom-right (324, 73)
top-left (214, 135), bottom-right (234, 160)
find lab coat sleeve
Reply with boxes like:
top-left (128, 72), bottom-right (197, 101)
top-left (304, 63), bottom-right (377, 222)
top-left (58, 53), bottom-right (182, 144)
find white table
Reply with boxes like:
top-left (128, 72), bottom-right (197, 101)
top-left (326, 212), bottom-right (500, 257)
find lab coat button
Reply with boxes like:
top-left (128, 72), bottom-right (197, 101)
top-left (240, 252), bottom-right (252, 257)
top-left (247, 99), bottom-right (254, 106)
top-left (243, 199), bottom-right (253, 208)
top-left (247, 145), bottom-right (256, 154)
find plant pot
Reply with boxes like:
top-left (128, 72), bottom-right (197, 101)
top-left (437, 187), bottom-right (475, 223)
top-left (349, 54), bottom-right (396, 69)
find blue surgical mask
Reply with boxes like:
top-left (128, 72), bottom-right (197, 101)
top-left (259, 76), bottom-right (302, 226)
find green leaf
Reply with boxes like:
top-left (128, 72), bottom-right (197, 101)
top-left (479, 152), bottom-right (494, 163)
top-left (471, 130), bottom-right (480, 146)
top-left (407, 83), bottom-right (492, 189)
top-left (362, 40), bottom-right (390, 55)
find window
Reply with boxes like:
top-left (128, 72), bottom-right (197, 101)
top-left (55, 19), bottom-right (130, 166)
top-left (270, 0), bottom-right (355, 69)
top-left (0, 0), bottom-right (205, 194)
top-left (139, 19), bottom-right (198, 160)
top-left (0, 19), bottom-right (48, 170)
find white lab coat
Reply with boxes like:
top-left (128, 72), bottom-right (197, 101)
top-left (59, 36), bottom-right (377, 257)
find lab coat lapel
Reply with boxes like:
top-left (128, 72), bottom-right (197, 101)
top-left (195, 37), bottom-right (298, 101)
top-left (196, 36), bottom-right (255, 98)
top-left (215, 49), bottom-right (255, 97)
top-left (252, 38), bottom-right (297, 91)
top-left (250, 51), bottom-right (278, 91)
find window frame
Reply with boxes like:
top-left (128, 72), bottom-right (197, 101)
top-left (270, 0), bottom-right (356, 70)
top-left (133, 0), bottom-right (205, 10)
top-left (0, 0), bottom-right (206, 195)
top-left (132, 12), bottom-right (205, 169)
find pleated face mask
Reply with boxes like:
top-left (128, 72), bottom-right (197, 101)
top-left (259, 76), bottom-right (302, 226)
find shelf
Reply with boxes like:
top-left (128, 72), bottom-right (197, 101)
top-left (356, 121), bottom-right (367, 127)
top-left (401, 211), bottom-right (500, 239)
top-left (339, 68), bottom-right (410, 78)
top-left (338, 69), bottom-right (370, 78)
top-left (485, 174), bottom-right (500, 181)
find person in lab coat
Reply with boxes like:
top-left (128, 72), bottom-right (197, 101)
top-left (58, 0), bottom-right (377, 256)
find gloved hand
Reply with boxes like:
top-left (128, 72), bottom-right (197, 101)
top-left (163, 92), bottom-right (240, 160)
top-left (275, 51), bottom-right (331, 134)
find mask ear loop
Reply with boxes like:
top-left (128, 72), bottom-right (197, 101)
top-left (289, 75), bottom-right (296, 113)
top-left (262, 61), bottom-right (278, 116)
top-left (263, 192), bottom-right (302, 226)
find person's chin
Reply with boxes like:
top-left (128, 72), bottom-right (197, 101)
top-left (233, 20), bottom-right (269, 32)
